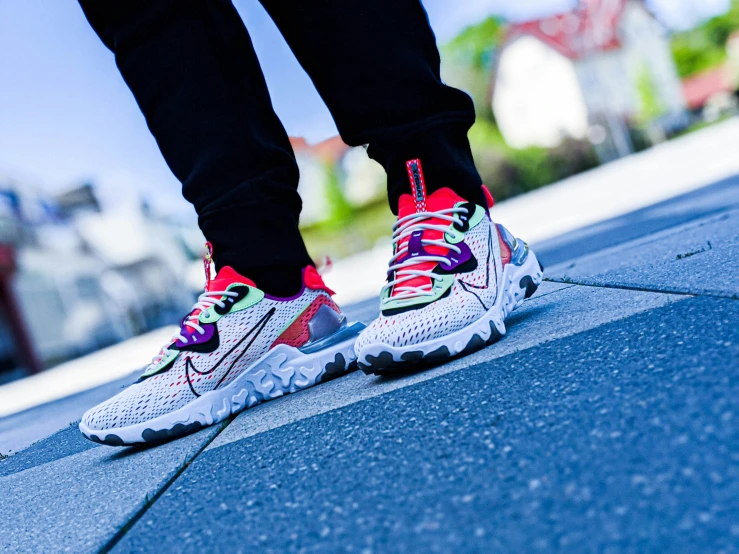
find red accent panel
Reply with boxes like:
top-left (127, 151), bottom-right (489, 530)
top-left (208, 266), bottom-right (256, 291)
top-left (497, 228), bottom-right (512, 266)
top-left (271, 295), bottom-right (340, 348)
top-left (482, 185), bottom-right (494, 209)
top-left (303, 265), bottom-right (335, 295)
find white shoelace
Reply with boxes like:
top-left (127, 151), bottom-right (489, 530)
top-left (383, 207), bottom-right (469, 301)
top-left (149, 289), bottom-right (239, 366)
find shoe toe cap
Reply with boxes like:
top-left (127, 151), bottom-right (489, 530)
top-left (358, 296), bottom-right (486, 350)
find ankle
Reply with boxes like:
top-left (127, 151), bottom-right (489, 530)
top-left (367, 124), bottom-right (484, 212)
top-left (234, 265), bottom-right (305, 297)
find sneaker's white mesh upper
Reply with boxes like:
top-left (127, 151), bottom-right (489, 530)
top-left (82, 288), bottom-right (326, 430)
top-left (357, 215), bottom-right (501, 350)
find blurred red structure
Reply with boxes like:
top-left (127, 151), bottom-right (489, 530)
top-left (681, 67), bottom-right (733, 110)
top-left (506, 0), bottom-right (627, 60)
top-left (0, 245), bottom-right (42, 374)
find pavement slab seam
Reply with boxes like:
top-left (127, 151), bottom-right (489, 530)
top-left (544, 278), bottom-right (707, 299)
top-left (97, 420), bottom-right (231, 554)
top-left (546, 277), bottom-right (738, 300)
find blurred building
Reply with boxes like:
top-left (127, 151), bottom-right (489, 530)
top-left (0, 139), bottom-right (387, 382)
top-left (0, 180), bottom-right (202, 382)
top-left (290, 136), bottom-right (385, 225)
top-left (682, 67), bottom-right (734, 112)
top-left (492, 0), bottom-right (687, 158)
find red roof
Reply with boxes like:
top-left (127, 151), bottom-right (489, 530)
top-left (681, 67), bottom-right (732, 110)
top-left (507, 0), bottom-right (628, 59)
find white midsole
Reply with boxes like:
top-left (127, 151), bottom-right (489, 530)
top-left (357, 251), bottom-right (543, 365)
top-left (80, 336), bottom-right (358, 444)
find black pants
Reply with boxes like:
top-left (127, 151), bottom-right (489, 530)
top-left (79, 0), bottom-right (482, 295)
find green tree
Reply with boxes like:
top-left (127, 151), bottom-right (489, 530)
top-left (635, 64), bottom-right (664, 123)
top-left (441, 17), bottom-right (505, 120)
top-left (671, 0), bottom-right (739, 78)
top-left (322, 162), bottom-right (353, 231)
top-left (443, 16), bottom-right (505, 71)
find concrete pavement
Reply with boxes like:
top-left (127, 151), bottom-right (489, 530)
top-left (116, 297), bottom-right (738, 553)
top-left (0, 177), bottom-right (737, 552)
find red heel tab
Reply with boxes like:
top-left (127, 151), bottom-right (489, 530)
top-left (303, 265), bottom-right (335, 295)
top-left (482, 185), bottom-right (495, 209)
top-left (209, 266), bottom-right (256, 291)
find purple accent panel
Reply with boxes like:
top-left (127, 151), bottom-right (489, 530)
top-left (394, 231), bottom-right (431, 268)
top-left (393, 231), bottom-right (473, 273)
top-left (439, 240), bottom-right (472, 271)
top-left (175, 322), bottom-right (216, 347)
top-left (408, 230), bottom-right (426, 258)
top-left (264, 266), bottom-right (307, 301)
top-left (264, 282), bottom-right (306, 301)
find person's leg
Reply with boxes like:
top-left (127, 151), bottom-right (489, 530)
top-left (78, 0), bottom-right (310, 295)
top-left (258, 0), bottom-right (542, 373)
top-left (257, 0), bottom-right (485, 212)
top-left (78, 1), bottom-right (369, 447)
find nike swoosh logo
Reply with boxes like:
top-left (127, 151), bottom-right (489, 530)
top-left (460, 226), bottom-right (495, 290)
top-left (459, 227), bottom-right (498, 310)
top-left (184, 308), bottom-right (275, 397)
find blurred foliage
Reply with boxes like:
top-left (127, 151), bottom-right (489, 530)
top-left (671, 0), bottom-right (739, 77)
top-left (322, 161), bottom-right (353, 231)
top-left (468, 119), bottom-right (598, 202)
top-left (635, 64), bottom-right (665, 123)
top-left (441, 17), bottom-right (505, 120)
top-left (441, 17), bottom-right (597, 202)
top-left (301, 198), bottom-right (393, 261)
top-left (443, 16), bottom-right (505, 71)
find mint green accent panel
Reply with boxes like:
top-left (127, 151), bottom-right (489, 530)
top-left (445, 204), bottom-right (485, 244)
top-left (381, 274), bottom-right (454, 311)
top-left (200, 285), bottom-right (264, 324)
top-left (468, 204), bottom-right (486, 228)
top-left (140, 349), bottom-right (178, 378)
top-left (231, 286), bottom-right (264, 312)
top-left (445, 227), bottom-right (465, 245)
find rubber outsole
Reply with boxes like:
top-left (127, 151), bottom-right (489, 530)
top-left (359, 319), bottom-right (504, 376)
top-left (80, 333), bottom-right (360, 447)
top-left (357, 249), bottom-right (543, 376)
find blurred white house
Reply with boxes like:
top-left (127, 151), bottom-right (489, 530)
top-left (0, 181), bottom-right (203, 382)
top-left (492, 0), bottom-right (687, 151)
top-left (290, 136), bottom-right (385, 226)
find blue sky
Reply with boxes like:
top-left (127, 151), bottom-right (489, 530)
top-left (0, 0), bottom-right (729, 215)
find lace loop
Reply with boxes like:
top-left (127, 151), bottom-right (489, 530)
top-left (382, 207), bottom-right (469, 302)
top-left (148, 289), bottom-right (239, 367)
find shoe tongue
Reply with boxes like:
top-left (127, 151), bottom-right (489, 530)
top-left (391, 161), bottom-right (471, 300)
top-left (207, 266), bottom-right (256, 292)
top-left (400, 159), bottom-right (468, 217)
top-left (398, 187), bottom-right (468, 218)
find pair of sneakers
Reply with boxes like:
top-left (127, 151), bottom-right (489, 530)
top-left (80, 160), bottom-right (543, 446)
